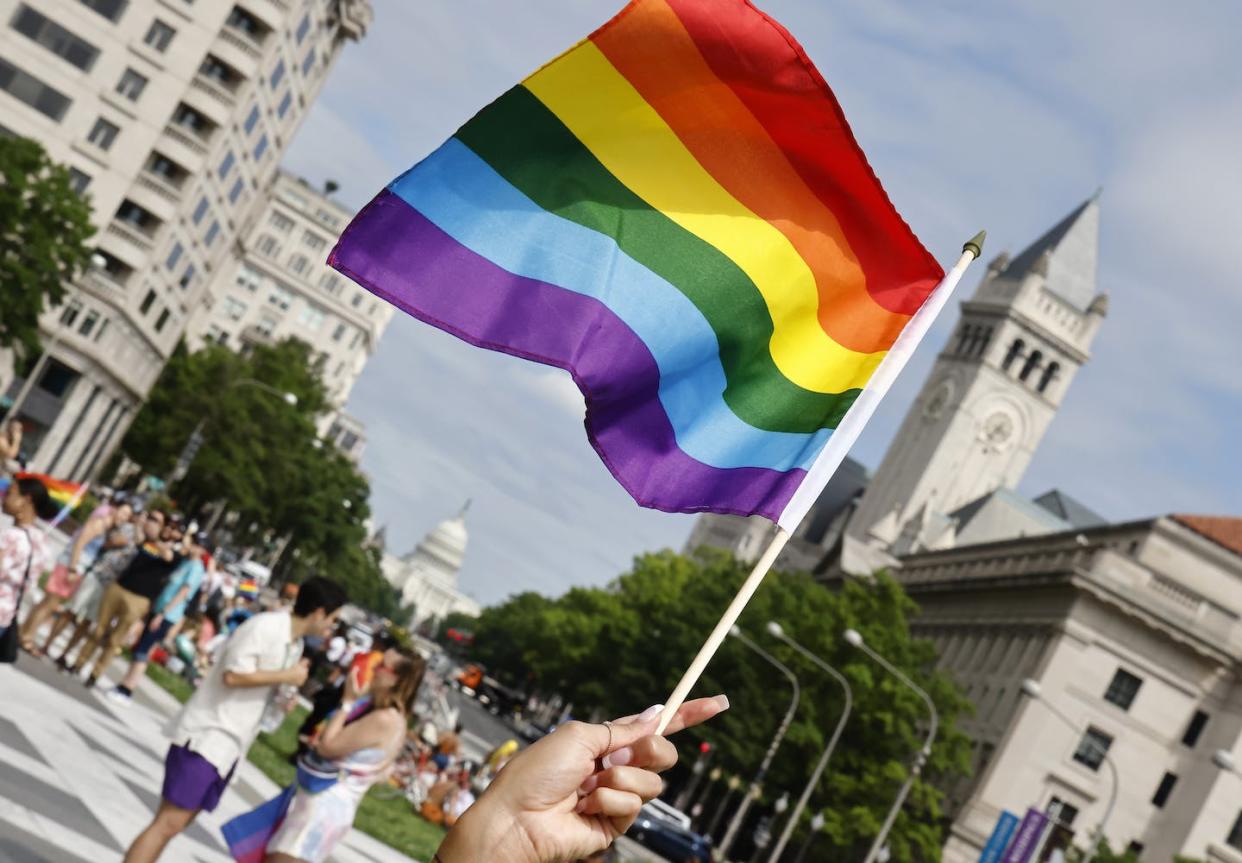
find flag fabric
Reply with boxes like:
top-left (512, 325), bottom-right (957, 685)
top-left (330, 0), bottom-right (946, 529)
top-left (0, 473), bottom-right (87, 526)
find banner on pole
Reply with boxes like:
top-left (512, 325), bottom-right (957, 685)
top-left (1001, 808), bottom-right (1049, 863)
top-left (978, 810), bottom-right (1020, 863)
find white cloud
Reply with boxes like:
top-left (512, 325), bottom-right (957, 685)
top-left (284, 0), bottom-right (1242, 605)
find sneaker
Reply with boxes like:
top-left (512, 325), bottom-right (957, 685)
top-left (82, 676), bottom-right (96, 689)
top-left (104, 687), bottom-right (132, 706)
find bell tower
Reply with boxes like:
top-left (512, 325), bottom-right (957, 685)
top-left (848, 194), bottom-right (1107, 549)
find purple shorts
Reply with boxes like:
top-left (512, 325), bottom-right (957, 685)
top-left (162, 744), bottom-right (236, 813)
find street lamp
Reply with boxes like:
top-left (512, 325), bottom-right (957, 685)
top-left (793, 811), bottom-right (826, 863)
top-left (1213, 750), bottom-right (1237, 773)
top-left (766, 620), bottom-right (853, 863)
top-left (706, 774), bottom-right (744, 841)
top-left (1019, 678), bottom-right (1118, 863)
top-left (844, 628), bottom-right (939, 863)
top-left (170, 377), bottom-right (299, 484)
top-left (718, 625), bottom-right (802, 858)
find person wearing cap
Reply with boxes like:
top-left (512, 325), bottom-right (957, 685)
top-left (107, 531), bottom-right (212, 704)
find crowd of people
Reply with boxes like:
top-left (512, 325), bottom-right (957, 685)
top-left (0, 470), bottom-right (729, 863)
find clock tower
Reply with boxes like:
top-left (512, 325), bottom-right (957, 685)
top-left (848, 195), bottom-right (1108, 550)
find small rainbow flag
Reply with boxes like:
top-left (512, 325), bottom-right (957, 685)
top-left (331, 0), bottom-right (948, 529)
top-left (238, 578), bottom-right (260, 599)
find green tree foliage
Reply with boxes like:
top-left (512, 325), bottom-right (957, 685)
top-left (0, 137), bottom-right (94, 357)
top-left (471, 549), bottom-right (973, 861)
top-left (119, 338), bottom-right (400, 617)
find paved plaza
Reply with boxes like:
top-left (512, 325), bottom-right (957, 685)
top-left (0, 652), bottom-right (418, 863)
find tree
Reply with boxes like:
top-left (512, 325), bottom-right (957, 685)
top-left (0, 137), bottom-right (94, 357)
top-left (118, 338), bottom-right (400, 617)
top-left (470, 549), bottom-right (973, 861)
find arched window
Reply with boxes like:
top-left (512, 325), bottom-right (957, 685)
top-left (1038, 361), bottom-right (1061, 394)
top-left (974, 327), bottom-right (994, 357)
top-left (1019, 349), bottom-right (1043, 383)
top-left (1001, 339), bottom-right (1025, 372)
top-left (955, 324), bottom-right (975, 355)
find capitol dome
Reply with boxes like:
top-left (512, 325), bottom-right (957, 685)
top-left (401, 501), bottom-right (469, 580)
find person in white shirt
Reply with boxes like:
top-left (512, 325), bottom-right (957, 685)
top-left (122, 576), bottom-right (348, 863)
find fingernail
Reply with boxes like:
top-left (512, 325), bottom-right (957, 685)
top-left (638, 703), bottom-right (665, 723)
top-left (601, 746), bottom-right (634, 770)
top-left (575, 797), bottom-right (588, 814)
top-left (579, 775), bottom-right (599, 794)
top-left (713, 694), bottom-right (731, 711)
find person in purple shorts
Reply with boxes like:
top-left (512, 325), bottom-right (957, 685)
top-left (123, 576), bottom-right (347, 863)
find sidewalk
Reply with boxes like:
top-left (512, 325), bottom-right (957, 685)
top-left (0, 650), bottom-right (420, 863)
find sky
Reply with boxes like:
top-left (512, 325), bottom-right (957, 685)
top-left (283, 0), bottom-right (1242, 608)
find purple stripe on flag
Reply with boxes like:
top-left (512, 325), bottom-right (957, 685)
top-left (330, 188), bottom-right (804, 520)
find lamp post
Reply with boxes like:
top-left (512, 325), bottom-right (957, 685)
top-left (706, 774), bottom-right (743, 841)
top-left (844, 628), bottom-right (939, 863)
top-left (766, 621), bottom-right (853, 863)
top-left (1213, 750), bottom-right (1238, 774)
top-left (793, 811), bottom-right (826, 863)
top-left (719, 625), bottom-right (802, 858)
top-left (1019, 679), bottom-right (1118, 863)
top-left (170, 378), bottom-right (298, 484)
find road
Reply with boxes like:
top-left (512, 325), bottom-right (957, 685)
top-left (445, 687), bottom-right (669, 863)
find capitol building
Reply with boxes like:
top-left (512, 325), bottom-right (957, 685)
top-left (378, 504), bottom-right (481, 632)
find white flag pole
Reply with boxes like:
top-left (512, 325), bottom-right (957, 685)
top-left (655, 232), bottom-right (986, 735)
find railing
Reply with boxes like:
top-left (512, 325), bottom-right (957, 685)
top-left (134, 173), bottom-right (183, 205)
top-left (163, 123), bottom-right (209, 156)
top-left (191, 74), bottom-right (236, 108)
top-left (106, 221), bottom-right (154, 253)
top-left (218, 27), bottom-right (262, 60)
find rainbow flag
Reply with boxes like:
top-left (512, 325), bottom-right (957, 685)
top-left (331, 0), bottom-right (948, 528)
top-left (0, 472), bottom-right (86, 511)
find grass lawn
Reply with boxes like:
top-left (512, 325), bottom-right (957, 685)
top-left (144, 666), bottom-right (446, 860)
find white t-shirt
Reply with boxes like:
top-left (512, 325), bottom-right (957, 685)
top-left (166, 610), bottom-right (303, 775)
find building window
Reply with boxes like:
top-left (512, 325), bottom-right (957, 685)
top-left (288, 254), bottom-right (309, 275)
top-left (115, 68), bottom-right (148, 101)
top-left (955, 324), bottom-right (974, 354)
top-left (1182, 710), bottom-right (1210, 748)
top-left (1038, 361), bottom-right (1061, 394)
top-left (192, 196), bottom-right (210, 225)
top-left (351, 291), bottom-right (362, 308)
top-left (147, 152), bottom-right (183, 184)
top-left (11, 6), bottom-right (100, 72)
top-left (269, 211), bottom-right (294, 233)
top-left (244, 104), bottom-right (260, 134)
top-left (276, 91), bottom-right (292, 118)
top-left (179, 263), bottom-right (196, 289)
top-left (1103, 669), bottom-right (1143, 711)
top-left (332, 322), bottom-right (346, 342)
top-left (1047, 797), bottom-right (1079, 827)
top-left (253, 134), bottom-right (269, 161)
top-left (974, 327), bottom-right (993, 357)
top-left (94, 317), bottom-right (109, 342)
top-left (1019, 349), bottom-right (1043, 383)
top-left (349, 329), bottom-right (362, 349)
top-left (143, 19), bottom-right (175, 51)
top-left (298, 304), bottom-right (324, 330)
top-left (154, 308), bottom-right (170, 333)
top-left (206, 324), bottom-right (228, 345)
top-left (320, 272), bottom-right (340, 294)
top-left (1151, 772), bottom-right (1177, 809)
top-left (78, 309), bottom-right (100, 338)
top-left (225, 6), bottom-right (263, 38)
top-left (301, 49), bottom-right (317, 76)
top-left (139, 289), bottom-right (156, 315)
top-left (1002, 338), bottom-right (1025, 372)
top-left (116, 199), bottom-right (155, 229)
top-left (59, 298), bottom-right (83, 327)
top-left (1072, 727), bottom-right (1113, 772)
top-left (315, 208), bottom-right (339, 228)
top-left (172, 103), bottom-right (209, 134)
top-left (218, 150), bottom-right (235, 179)
top-left (165, 242), bottom-right (183, 270)
top-left (204, 220), bottom-right (220, 247)
top-left (1228, 812), bottom-right (1242, 852)
top-left (269, 59), bottom-right (285, 89)
top-left (267, 284), bottom-right (292, 311)
top-left (257, 235), bottom-right (280, 257)
top-left (87, 117), bottom-right (119, 150)
top-left (256, 315), bottom-right (277, 336)
top-left (229, 178), bottom-right (244, 204)
top-left (67, 167), bottom-right (91, 195)
top-left (295, 13), bottom-right (310, 43)
top-left (236, 263), bottom-right (261, 292)
top-left (223, 297), bottom-right (247, 321)
top-left (199, 55), bottom-right (237, 87)
top-left (302, 231), bottom-right (326, 252)
top-left (0, 58), bottom-right (71, 121)
top-left (78, 0), bottom-right (127, 22)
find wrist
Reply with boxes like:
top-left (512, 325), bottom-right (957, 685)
top-left (436, 803), bottom-right (537, 863)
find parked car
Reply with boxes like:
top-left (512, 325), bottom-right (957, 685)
top-left (626, 802), bottom-right (712, 863)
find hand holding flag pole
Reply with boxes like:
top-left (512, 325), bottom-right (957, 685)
top-left (654, 232), bottom-right (986, 735)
